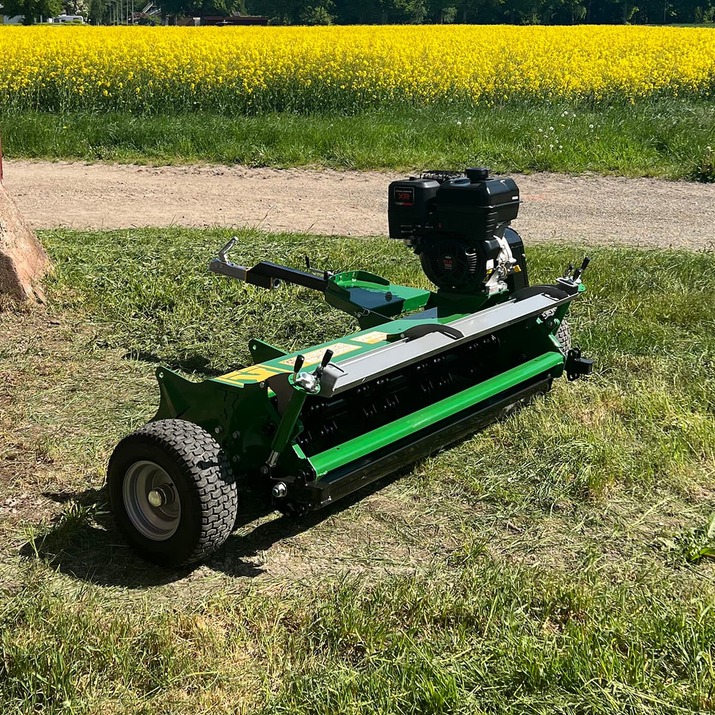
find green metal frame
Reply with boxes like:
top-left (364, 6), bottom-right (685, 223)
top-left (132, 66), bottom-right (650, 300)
top-left (152, 270), bottom-right (583, 510)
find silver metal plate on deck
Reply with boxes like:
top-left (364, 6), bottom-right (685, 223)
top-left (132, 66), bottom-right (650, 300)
top-left (319, 291), bottom-right (572, 398)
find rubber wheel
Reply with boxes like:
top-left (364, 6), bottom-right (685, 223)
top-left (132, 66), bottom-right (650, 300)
top-left (555, 319), bottom-right (571, 354)
top-left (542, 308), bottom-right (571, 354)
top-left (107, 419), bottom-right (238, 567)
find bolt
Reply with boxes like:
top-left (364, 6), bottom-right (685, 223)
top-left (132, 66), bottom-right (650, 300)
top-left (272, 482), bottom-right (287, 498)
top-left (148, 490), bottom-right (163, 507)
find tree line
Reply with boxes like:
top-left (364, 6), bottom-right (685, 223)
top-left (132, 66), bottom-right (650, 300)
top-left (4, 0), bottom-right (714, 31)
top-left (253, 0), bottom-right (714, 25)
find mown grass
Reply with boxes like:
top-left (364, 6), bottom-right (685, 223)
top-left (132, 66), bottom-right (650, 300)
top-left (2, 99), bottom-right (715, 180)
top-left (1, 228), bottom-right (714, 714)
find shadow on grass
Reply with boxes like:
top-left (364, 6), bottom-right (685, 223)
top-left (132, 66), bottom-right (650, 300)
top-left (19, 473), bottom-right (404, 587)
top-left (123, 349), bottom-right (229, 377)
top-left (18, 485), bottom-right (193, 587)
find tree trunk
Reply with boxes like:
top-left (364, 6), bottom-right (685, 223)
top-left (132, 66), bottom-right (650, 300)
top-left (0, 181), bottom-right (51, 303)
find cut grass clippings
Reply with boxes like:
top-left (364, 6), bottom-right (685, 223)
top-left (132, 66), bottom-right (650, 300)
top-left (0, 228), bottom-right (714, 714)
top-left (2, 100), bottom-right (715, 180)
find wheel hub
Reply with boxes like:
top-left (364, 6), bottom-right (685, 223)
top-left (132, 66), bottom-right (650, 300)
top-left (147, 485), bottom-right (174, 508)
top-left (123, 460), bottom-right (181, 541)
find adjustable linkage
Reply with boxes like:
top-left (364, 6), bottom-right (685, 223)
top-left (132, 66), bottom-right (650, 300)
top-left (556, 256), bottom-right (590, 294)
top-left (262, 349), bottom-right (334, 496)
top-left (558, 257), bottom-right (593, 381)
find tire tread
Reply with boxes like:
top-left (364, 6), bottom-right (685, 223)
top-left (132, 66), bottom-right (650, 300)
top-left (108, 419), bottom-right (238, 566)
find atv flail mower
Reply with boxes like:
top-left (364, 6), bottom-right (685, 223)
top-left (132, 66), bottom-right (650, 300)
top-left (108, 167), bottom-right (593, 566)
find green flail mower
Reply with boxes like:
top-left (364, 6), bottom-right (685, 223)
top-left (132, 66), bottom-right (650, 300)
top-left (107, 167), bottom-right (593, 567)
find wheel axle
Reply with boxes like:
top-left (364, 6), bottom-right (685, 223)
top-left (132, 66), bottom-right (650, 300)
top-left (148, 485), bottom-right (174, 508)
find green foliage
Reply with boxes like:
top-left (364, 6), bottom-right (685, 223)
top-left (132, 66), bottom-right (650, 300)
top-left (299, 0), bottom-right (335, 23)
top-left (663, 513), bottom-right (715, 564)
top-left (244, 0), bottom-right (715, 24)
top-left (251, 0), bottom-right (691, 24)
top-left (152, 0), bottom-right (245, 18)
top-left (1, 0), bottom-right (61, 22)
top-left (692, 144), bottom-right (715, 181)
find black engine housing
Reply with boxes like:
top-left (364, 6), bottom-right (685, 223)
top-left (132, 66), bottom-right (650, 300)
top-left (388, 168), bottom-right (526, 293)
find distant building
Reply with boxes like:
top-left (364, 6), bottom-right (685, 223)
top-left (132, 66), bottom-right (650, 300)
top-left (169, 13), bottom-right (269, 25)
top-left (0, 3), bottom-right (24, 23)
top-left (48, 13), bottom-right (85, 22)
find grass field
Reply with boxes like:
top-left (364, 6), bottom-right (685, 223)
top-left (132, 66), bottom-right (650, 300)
top-left (2, 101), bottom-right (715, 180)
top-left (1, 229), bottom-right (714, 713)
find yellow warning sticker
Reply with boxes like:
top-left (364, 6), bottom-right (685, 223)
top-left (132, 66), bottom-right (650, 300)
top-left (220, 364), bottom-right (288, 384)
top-left (352, 331), bottom-right (387, 345)
top-left (279, 342), bottom-right (359, 367)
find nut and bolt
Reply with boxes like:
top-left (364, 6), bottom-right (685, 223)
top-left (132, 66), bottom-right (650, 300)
top-left (271, 482), bottom-right (288, 498)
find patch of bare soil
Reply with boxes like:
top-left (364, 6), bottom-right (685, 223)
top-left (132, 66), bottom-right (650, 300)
top-left (6, 160), bottom-right (715, 249)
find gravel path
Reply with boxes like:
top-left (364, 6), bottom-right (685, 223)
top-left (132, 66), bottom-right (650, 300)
top-left (5, 160), bottom-right (715, 249)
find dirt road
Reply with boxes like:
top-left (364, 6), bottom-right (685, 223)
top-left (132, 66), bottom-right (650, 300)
top-left (5, 160), bottom-right (715, 249)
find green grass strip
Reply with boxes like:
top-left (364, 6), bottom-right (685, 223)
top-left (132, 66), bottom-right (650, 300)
top-left (2, 100), bottom-right (715, 179)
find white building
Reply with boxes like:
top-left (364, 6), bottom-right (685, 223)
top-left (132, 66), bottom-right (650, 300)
top-left (48, 13), bottom-right (85, 22)
top-left (0, 5), bottom-right (25, 23)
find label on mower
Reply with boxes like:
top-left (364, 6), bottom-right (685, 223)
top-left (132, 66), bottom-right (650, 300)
top-left (393, 187), bottom-right (415, 206)
top-left (352, 331), bottom-right (388, 345)
top-left (220, 364), bottom-right (289, 385)
top-left (279, 342), bottom-right (359, 368)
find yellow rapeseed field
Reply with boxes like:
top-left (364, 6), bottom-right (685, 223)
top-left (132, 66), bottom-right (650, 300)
top-left (1, 25), bottom-right (713, 112)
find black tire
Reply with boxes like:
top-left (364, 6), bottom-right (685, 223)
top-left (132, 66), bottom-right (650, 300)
top-left (107, 419), bottom-right (238, 567)
top-left (542, 308), bottom-right (571, 354)
top-left (555, 318), bottom-right (571, 354)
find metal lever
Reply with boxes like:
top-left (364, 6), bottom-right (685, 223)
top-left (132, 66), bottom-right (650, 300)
top-left (315, 349), bottom-right (334, 377)
top-left (218, 237), bottom-right (238, 263)
top-left (573, 256), bottom-right (590, 282)
top-left (209, 236), bottom-right (253, 283)
top-left (265, 351), bottom-right (322, 474)
top-left (305, 255), bottom-right (335, 281)
top-left (210, 238), bottom-right (326, 291)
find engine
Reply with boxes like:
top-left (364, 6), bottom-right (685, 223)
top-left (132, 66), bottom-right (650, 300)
top-left (388, 167), bottom-right (528, 295)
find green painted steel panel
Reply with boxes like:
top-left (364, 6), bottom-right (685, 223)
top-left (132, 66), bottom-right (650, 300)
top-left (308, 351), bottom-right (563, 478)
top-left (212, 317), bottom-right (454, 388)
